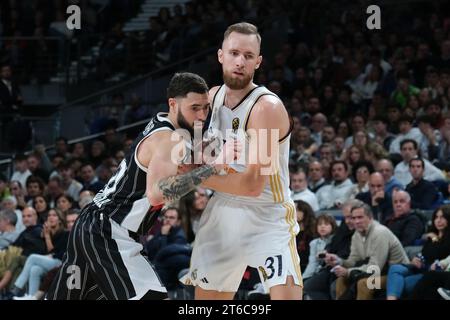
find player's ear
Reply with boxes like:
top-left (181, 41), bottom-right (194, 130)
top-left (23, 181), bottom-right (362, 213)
top-left (218, 49), bottom-right (224, 64)
top-left (255, 55), bottom-right (262, 70)
top-left (168, 98), bottom-right (178, 113)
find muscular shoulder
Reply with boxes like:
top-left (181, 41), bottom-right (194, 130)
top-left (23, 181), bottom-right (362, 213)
top-left (137, 130), bottom-right (182, 167)
top-left (208, 86), bottom-right (221, 102)
top-left (247, 95), bottom-right (288, 129)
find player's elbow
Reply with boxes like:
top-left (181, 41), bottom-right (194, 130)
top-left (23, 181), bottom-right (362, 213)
top-left (146, 190), bottom-right (164, 207)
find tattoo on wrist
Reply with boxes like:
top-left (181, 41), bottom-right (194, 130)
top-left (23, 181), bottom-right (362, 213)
top-left (158, 165), bottom-right (217, 203)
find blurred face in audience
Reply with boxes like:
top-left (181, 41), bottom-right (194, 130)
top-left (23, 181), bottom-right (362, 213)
top-left (290, 172), bottom-right (307, 193)
top-left (57, 196), bottom-right (72, 212)
top-left (163, 209), bottom-right (180, 228)
top-left (331, 163), bottom-right (348, 182)
top-left (393, 191), bottom-right (411, 217)
top-left (2, 198), bottom-right (16, 210)
top-left (342, 204), bottom-right (354, 230)
top-left (218, 31), bottom-right (261, 90)
top-left (377, 159), bottom-right (393, 182)
top-left (34, 196), bottom-right (48, 213)
top-left (22, 207), bottom-right (38, 227)
top-left (400, 142), bottom-right (417, 162)
top-left (66, 213), bottom-right (79, 232)
top-left (72, 143), bottom-right (85, 158)
top-left (409, 159), bottom-right (424, 181)
top-left (333, 136), bottom-right (345, 153)
top-left (14, 159), bottom-right (28, 172)
top-left (27, 156), bottom-right (40, 171)
top-left (351, 116), bottom-right (365, 132)
top-left (47, 209), bottom-right (61, 228)
top-left (348, 146), bottom-right (361, 163)
top-left (369, 173), bottom-right (384, 197)
top-left (322, 126), bottom-right (335, 143)
top-left (27, 182), bottom-right (42, 197)
top-left (356, 166), bottom-right (370, 185)
top-left (434, 210), bottom-right (448, 233)
top-left (351, 207), bottom-right (371, 233)
top-left (308, 162), bottom-right (323, 182)
top-left (81, 165), bottom-right (95, 183)
top-left (194, 188), bottom-right (208, 211)
top-left (10, 181), bottom-right (23, 196)
top-left (354, 131), bottom-right (367, 147)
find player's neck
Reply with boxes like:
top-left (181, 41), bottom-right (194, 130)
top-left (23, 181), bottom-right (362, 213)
top-left (224, 82), bottom-right (257, 108)
top-left (167, 113), bottom-right (179, 129)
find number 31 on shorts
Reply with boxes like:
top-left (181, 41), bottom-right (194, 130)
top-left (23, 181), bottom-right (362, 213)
top-left (258, 255), bottom-right (282, 281)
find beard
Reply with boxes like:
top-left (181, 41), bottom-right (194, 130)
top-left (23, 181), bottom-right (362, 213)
top-left (223, 70), bottom-right (253, 90)
top-left (177, 110), bottom-right (195, 138)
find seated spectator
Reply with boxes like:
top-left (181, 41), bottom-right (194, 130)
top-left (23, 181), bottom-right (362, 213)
top-left (1, 196), bottom-right (25, 233)
top-left (47, 176), bottom-right (65, 209)
top-left (384, 190), bottom-right (424, 246)
top-left (304, 200), bottom-right (356, 300)
top-left (406, 157), bottom-right (440, 210)
top-left (0, 209), bottom-right (21, 249)
top-left (79, 162), bottom-right (105, 194)
top-left (349, 161), bottom-right (374, 199)
top-left (389, 115), bottom-right (424, 155)
top-left (55, 194), bottom-right (75, 217)
top-left (9, 181), bottom-right (27, 210)
top-left (326, 201), bottom-right (409, 300)
top-left (11, 208), bottom-right (69, 299)
top-left (10, 154), bottom-right (31, 190)
top-left (411, 254), bottom-right (450, 300)
top-left (58, 161), bottom-right (83, 202)
top-left (178, 188), bottom-right (209, 244)
top-left (394, 139), bottom-right (445, 186)
top-left (290, 170), bottom-right (319, 211)
top-left (32, 195), bottom-right (49, 224)
top-left (0, 207), bottom-right (46, 296)
top-left (0, 174), bottom-right (11, 202)
top-left (295, 200), bottom-right (317, 272)
top-left (316, 161), bottom-right (353, 209)
top-left (376, 159), bottom-right (404, 197)
top-left (78, 190), bottom-right (94, 210)
top-left (145, 207), bottom-right (191, 291)
top-left (386, 205), bottom-right (450, 299)
top-left (356, 172), bottom-right (393, 223)
top-left (25, 176), bottom-right (45, 205)
top-left (308, 161), bottom-right (327, 193)
top-left (27, 153), bottom-right (49, 183)
top-left (303, 214), bottom-right (337, 280)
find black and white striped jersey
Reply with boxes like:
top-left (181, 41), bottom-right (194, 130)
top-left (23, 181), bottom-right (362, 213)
top-left (92, 113), bottom-right (176, 235)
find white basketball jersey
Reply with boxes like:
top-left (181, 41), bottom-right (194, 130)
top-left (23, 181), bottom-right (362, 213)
top-left (208, 85), bottom-right (292, 204)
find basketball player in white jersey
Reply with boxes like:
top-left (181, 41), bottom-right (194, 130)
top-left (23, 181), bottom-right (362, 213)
top-left (183, 22), bottom-right (303, 300)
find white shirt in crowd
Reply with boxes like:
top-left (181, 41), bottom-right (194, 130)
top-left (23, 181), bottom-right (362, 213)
top-left (316, 178), bottom-right (354, 210)
top-left (291, 188), bottom-right (320, 212)
top-left (389, 128), bottom-right (424, 155)
top-left (394, 158), bottom-right (446, 186)
top-left (10, 170), bottom-right (32, 190)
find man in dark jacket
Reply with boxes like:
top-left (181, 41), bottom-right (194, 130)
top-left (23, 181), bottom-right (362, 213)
top-left (406, 157), bottom-right (439, 210)
top-left (303, 200), bottom-right (356, 300)
top-left (145, 207), bottom-right (191, 290)
top-left (12, 207), bottom-right (46, 256)
top-left (384, 190), bottom-right (424, 247)
top-left (356, 172), bottom-right (393, 223)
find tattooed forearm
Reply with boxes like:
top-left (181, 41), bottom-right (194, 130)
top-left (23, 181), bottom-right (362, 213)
top-left (158, 165), bottom-right (218, 203)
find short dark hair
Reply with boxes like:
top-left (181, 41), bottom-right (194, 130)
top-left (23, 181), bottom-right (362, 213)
top-left (417, 115), bottom-right (433, 125)
top-left (14, 154), bottom-right (27, 162)
top-left (400, 138), bottom-right (418, 150)
top-left (409, 157), bottom-right (425, 169)
top-left (166, 72), bottom-right (208, 99)
top-left (398, 115), bottom-right (414, 124)
top-left (330, 160), bottom-right (348, 172)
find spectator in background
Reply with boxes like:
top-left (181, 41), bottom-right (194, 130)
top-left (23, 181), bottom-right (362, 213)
top-left (391, 70), bottom-right (420, 108)
top-left (326, 202), bottom-right (409, 300)
top-left (25, 176), bottom-right (45, 205)
top-left (389, 115), bottom-right (424, 155)
top-left (0, 208), bottom-right (21, 249)
top-left (145, 207), bottom-right (190, 291)
top-left (308, 161), bottom-right (327, 193)
top-left (386, 205), bottom-right (450, 300)
top-left (57, 161), bottom-right (83, 202)
top-left (10, 154), bottom-right (31, 189)
top-left (376, 159), bottom-right (404, 197)
top-left (0, 174), bottom-right (11, 202)
top-left (11, 208), bottom-right (69, 300)
top-left (32, 195), bottom-right (49, 224)
top-left (79, 162), bottom-right (105, 194)
top-left (316, 161), bottom-right (353, 209)
top-left (349, 161), bottom-right (373, 199)
top-left (1, 196), bottom-right (25, 233)
top-left (384, 190), bottom-right (424, 247)
top-left (295, 200), bottom-right (317, 273)
top-left (303, 214), bottom-right (337, 281)
top-left (9, 181), bottom-right (27, 210)
top-left (55, 194), bottom-right (75, 217)
top-left (52, 137), bottom-right (71, 160)
top-left (290, 170), bottom-right (319, 212)
top-left (27, 153), bottom-right (49, 183)
top-left (78, 190), bottom-right (94, 210)
top-left (373, 116), bottom-right (395, 151)
top-left (406, 157), bottom-right (440, 210)
top-left (178, 188), bottom-right (209, 245)
top-left (47, 176), bottom-right (64, 209)
top-left (304, 200), bottom-right (356, 300)
top-left (394, 139), bottom-right (445, 186)
top-left (356, 172), bottom-right (393, 223)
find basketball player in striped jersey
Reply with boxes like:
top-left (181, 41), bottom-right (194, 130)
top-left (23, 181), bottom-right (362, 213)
top-left (183, 22), bottom-right (303, 300)
top-left (46, 72), bottom-right (239, 300)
